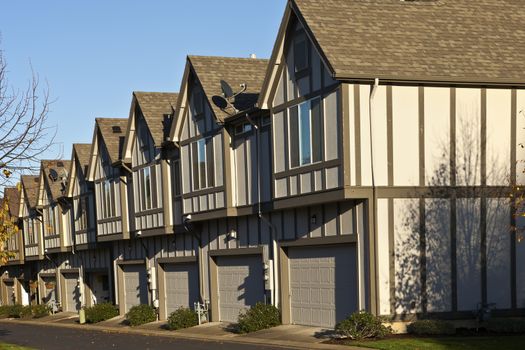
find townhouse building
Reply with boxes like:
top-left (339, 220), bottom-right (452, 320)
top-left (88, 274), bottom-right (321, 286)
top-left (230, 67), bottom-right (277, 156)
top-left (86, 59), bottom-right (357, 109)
top-left (1, 0), bottom-right (523, 330)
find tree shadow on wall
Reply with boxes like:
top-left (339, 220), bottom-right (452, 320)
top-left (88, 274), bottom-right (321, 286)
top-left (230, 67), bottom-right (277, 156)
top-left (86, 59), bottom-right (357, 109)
top-left (392, 113), bottom-right (513, 320)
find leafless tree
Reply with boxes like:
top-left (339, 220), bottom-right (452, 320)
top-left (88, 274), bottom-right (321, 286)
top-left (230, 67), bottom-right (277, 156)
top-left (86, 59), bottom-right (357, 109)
top-left (0, 44), bottom-right (56, 186)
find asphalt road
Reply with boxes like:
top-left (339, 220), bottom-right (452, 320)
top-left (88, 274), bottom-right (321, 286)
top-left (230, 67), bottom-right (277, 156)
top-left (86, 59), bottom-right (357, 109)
top-left (0, 323), bottom-right (300, 350)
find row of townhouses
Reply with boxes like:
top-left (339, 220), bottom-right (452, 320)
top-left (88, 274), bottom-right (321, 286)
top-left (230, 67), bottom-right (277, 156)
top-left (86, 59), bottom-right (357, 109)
top-left (1, 0), bottom-right (525, 328)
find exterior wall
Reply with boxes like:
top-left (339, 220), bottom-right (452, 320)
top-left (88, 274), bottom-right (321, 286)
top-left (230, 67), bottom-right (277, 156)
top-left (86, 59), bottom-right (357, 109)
top-left (198, 200), bottom-right (366, 308)
top-left (179, 75), bottom-right (225, 215)
top-left (353, 85), bottom-right (525, 317)
top-left (72, 160), bottom-right (97, 247)
top-left (130, 112), bottom-right (169, 234)
top-left (94, 140), bottom-right (127, 239)
top-left (269, 21), bottom-right (342, 200)
top-left (230, 115), bottom-right (272, 207)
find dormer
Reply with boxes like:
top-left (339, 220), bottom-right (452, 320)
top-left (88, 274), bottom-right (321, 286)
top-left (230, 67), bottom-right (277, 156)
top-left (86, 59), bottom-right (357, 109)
top-left (87, 118), bottom-right (130, 241)
top-left (19, 175), bottom-right (43, 260)
top-left (170, 56), bottom-right (269, 220)
top-left (121, 91), bottom-right (182, 236)
top-left (36, 160), bottom-right (72, 253)
top-left (66, 144), bottom-right (96, 249)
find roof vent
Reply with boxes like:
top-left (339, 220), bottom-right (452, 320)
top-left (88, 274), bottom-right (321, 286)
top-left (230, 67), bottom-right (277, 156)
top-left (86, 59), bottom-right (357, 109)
top-left (112, 126), bottom-right (122, 133)
top-left (249, 53), bottom-right (257, 59)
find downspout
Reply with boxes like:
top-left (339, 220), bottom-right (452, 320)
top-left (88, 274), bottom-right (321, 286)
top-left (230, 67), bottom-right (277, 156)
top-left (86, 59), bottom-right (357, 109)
top-left (368, 78), bottom-right (379, 314)
top-left (182, 219), bottom-right (205, 304)
top-left (245, 112), bottom-right (279, 306)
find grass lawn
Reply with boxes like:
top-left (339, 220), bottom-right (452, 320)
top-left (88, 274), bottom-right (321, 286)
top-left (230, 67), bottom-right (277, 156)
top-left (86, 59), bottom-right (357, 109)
top-left (0, 343), bottom-right (34, 350)
top-left (346, 335), bottom-right (525, 350)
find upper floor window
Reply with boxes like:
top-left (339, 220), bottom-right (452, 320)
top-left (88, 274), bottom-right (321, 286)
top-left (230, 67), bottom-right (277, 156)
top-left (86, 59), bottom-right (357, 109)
top-left (25, 218), bottom-right (36, 245)
top-left (99, 179), bottom-right (117, 219)
top-left (294, 30), bottom-right (309, 75)
top-left (138, 165), bottom-right (154, 211)
top-left (191, 138), bottom-right (215, 190)
top-left (234, 122), bottom-right (252, 136)
top-left (45, 204), bottom-right (57, 236)
top-left (192, 89), bottom-right (204, 119)
top-left (75, 196), bottom-right (89, 231)
top-left (289, 97), bottom-right (322, 168)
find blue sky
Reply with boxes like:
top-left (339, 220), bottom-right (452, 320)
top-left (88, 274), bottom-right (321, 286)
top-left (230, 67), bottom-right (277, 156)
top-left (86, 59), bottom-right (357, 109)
top-left (0, 0), bottom-right (285, 160)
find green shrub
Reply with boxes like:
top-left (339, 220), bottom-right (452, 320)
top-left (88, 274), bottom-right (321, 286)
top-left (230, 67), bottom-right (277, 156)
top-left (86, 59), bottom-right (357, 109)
top-left (335, 311), bottom-right (392, 340)
top-left (237, 303), bottom-right (281, 334)
top-left (166, 307), bottom-right (199, 330)
top-left (125, 304), bottom-right (156, 327)
top-left (407, 320), bottom-right (455, 335)
top-left (31, 304), bottom-right (51, 318)
top-left (485, 318), bottom-right (525, 334)
top-left (84, 303), bottom-right (119, 324)
top-left (0, 305), bottom-right (11, 318)
top-left (8, 304), bottom-right (24, 318)
top-left (19, 305), bottom-right (33, 319)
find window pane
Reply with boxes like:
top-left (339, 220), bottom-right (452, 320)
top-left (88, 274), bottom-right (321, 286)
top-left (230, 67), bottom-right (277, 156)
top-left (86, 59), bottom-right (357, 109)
top-left (144, 166), bottom-right (152, 210)
top-left (299, 101), bottom-right (311, 165)
top-left (294, 32), bottom-right (309, 72)
top-left (198, 139), bottom-right (206, 188)
top-left (311, 98), bottom-right (323, 162)
top-left (206, 138), bottom-right (215, 187)
top-left (192, 142), bottom-right (200, 190)
top-left (289, 106), bottom-right (299, 168)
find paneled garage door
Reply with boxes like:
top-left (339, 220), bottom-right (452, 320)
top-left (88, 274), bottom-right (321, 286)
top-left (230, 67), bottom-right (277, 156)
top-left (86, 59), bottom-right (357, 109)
top-left (217, 255), bottom-right (264, 322)
top-left (164, 263), bottom-right (199, 315)
top-left (63, 273), bottom-right (81, 312)
top-left (122, 264), bottom-right (148, 312)
top-left (4, 280), bottom-right (15, 305)
top-left (288, 245), bottom-right (357, 328)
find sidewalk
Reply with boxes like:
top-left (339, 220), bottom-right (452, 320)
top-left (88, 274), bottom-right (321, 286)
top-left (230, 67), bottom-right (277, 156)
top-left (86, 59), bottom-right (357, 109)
top-left (0, 314), bottom-right (366, 350)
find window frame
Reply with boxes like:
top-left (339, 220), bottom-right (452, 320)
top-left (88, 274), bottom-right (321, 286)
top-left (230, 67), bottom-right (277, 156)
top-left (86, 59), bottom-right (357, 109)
top-left (191, 137), bottom-right (215, 191)
top-left (287, 96), bottom-right (324, 169)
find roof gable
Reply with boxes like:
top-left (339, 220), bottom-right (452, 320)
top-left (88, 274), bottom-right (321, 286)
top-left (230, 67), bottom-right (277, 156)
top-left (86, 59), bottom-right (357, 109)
top-left (20, 175), bottom-right (39, 210)
top-left (291, 0), bottom-right (525, 84)
top-left (2, 187), bottom-right (20, 218)
top-left (134, 92), bottom-right (178, 146)
top-left (171, 55), bottom-right (268, 142)
top-left (38, 160), bottom-right (71, 204)
top-left (95, 118), bottom-right (127, 164)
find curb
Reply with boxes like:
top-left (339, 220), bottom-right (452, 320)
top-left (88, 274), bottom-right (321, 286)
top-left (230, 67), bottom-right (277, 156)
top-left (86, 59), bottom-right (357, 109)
top-left (0, 319), bottom-right (365, 350)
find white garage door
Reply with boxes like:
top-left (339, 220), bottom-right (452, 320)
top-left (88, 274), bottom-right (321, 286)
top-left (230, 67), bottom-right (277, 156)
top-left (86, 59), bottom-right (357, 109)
top-left (288, 245), bottom-right (357, 328)
top-left (122, 264), bottom-right (148, 312)
top-left (164, 263), bottom-right (199, 315)
top-left (217, 255), bottom-right (264, 322)
top-left (63, 273), bottom-right (81, 312)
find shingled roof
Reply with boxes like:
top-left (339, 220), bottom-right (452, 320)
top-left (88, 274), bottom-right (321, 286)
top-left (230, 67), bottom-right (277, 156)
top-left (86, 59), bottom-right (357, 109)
top-left (21, 175), bottom-right (39, 210)
top-left (96, 118), bottom-right (128, 164)
top-left (73, 143), bottom-right (91, 177)
top-left (134, 92), bottom-right (178, 146)
top-left (291, 0), bottom-right (525, 83)
top-left (188, 56), bottom-right (269, 122)
top-left (2, 187), bottom-right (20, 218)
top-left (41, 160), bottom-right (71, 201)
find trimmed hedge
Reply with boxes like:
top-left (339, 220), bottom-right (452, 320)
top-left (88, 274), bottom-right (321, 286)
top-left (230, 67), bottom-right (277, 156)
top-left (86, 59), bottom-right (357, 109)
top-left (0, 304), bottom-right (51, 319)
top-left (166, 307), bottom-right (199, 330)
top-left (125, 304), bottom-right (157, 327)
top-left (335, 311), bottom-right (392, 340)
top-left (7, 304), bottom-right (24, 318)
top-left (84, 303), bottom-right (119, 324)
top-left (237, 303), bottom-right (281, 334)
top-left (407, 320), bottom-right (456, 335)
top-left (19, 306), bottom-right (33, 319)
